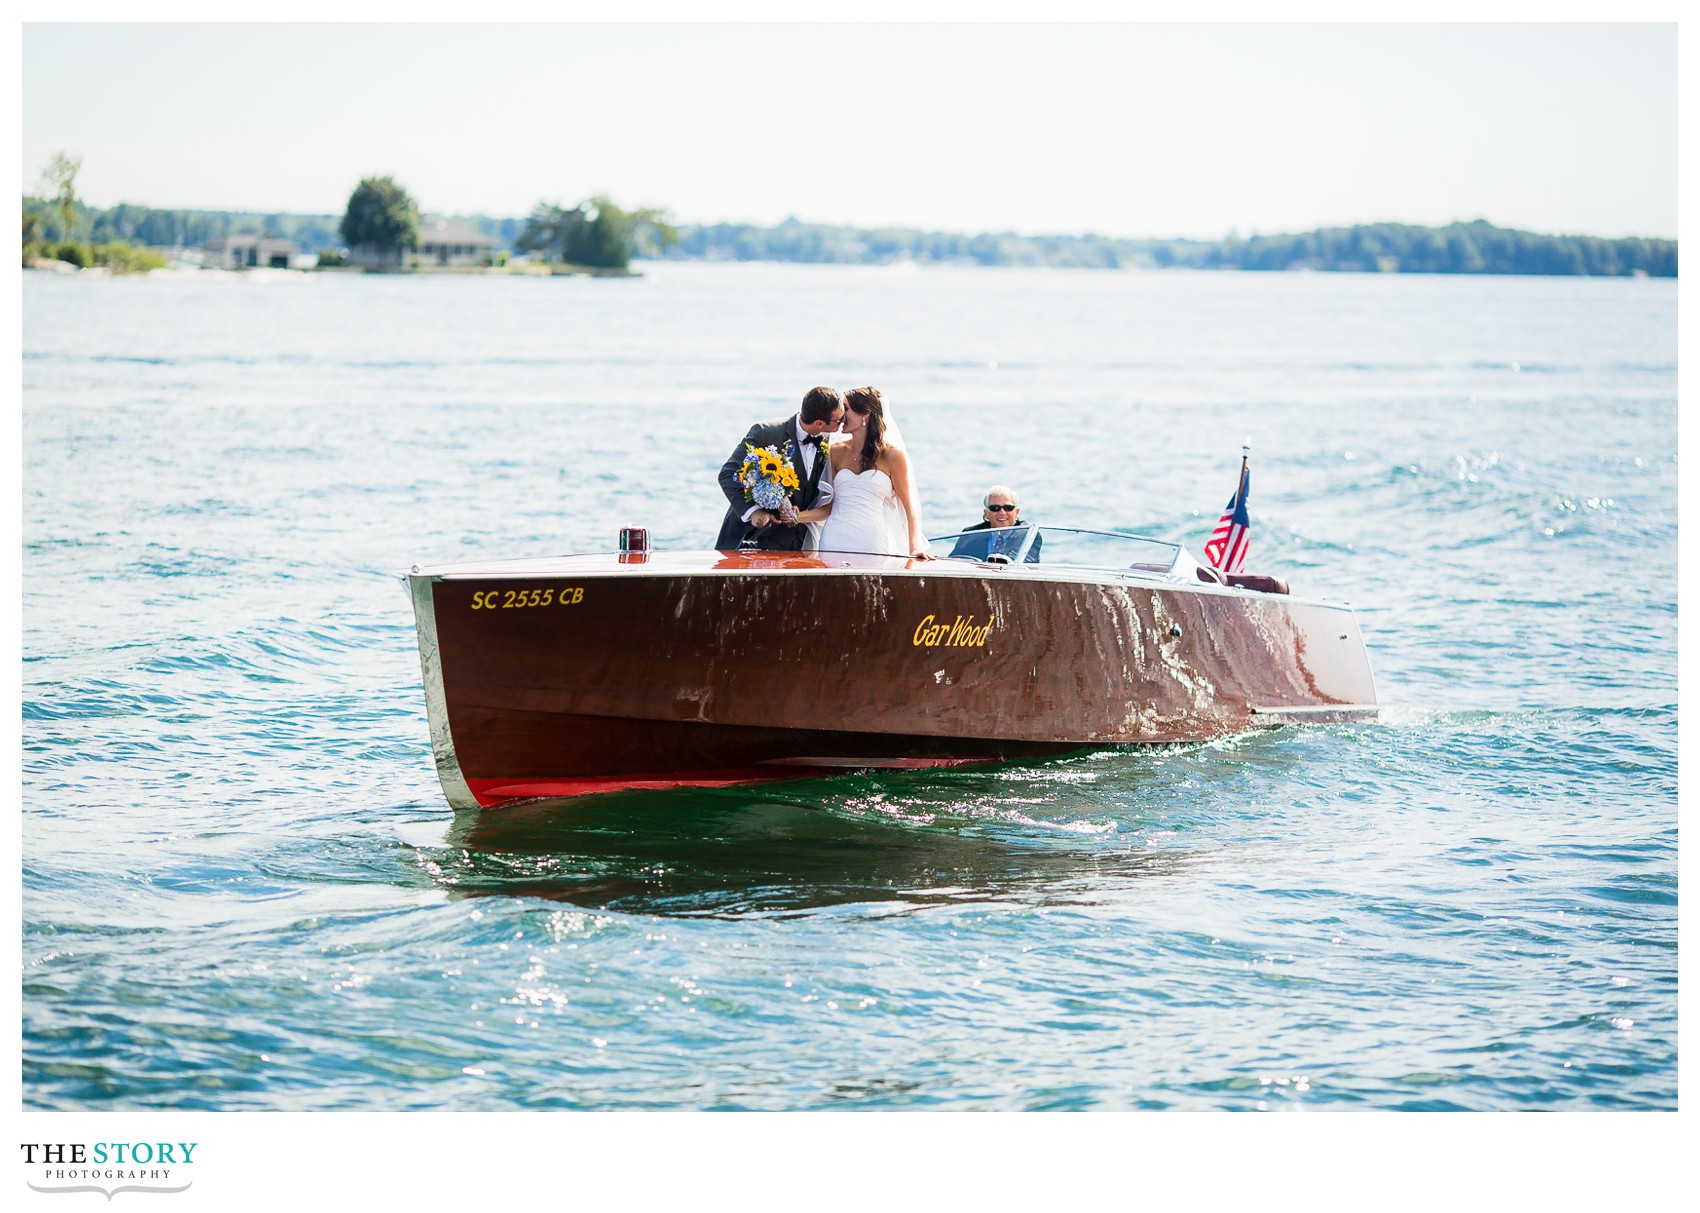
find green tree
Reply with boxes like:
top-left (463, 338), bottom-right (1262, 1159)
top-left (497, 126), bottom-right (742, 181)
top-left (574, 197), bottom-right (634, 267)
top-left (517, 202), bottom-right (587, 263)
top-left (594, 197), bottom-right (678, 265)
top-left (41, 151), bottom-right (83, 241)
top-left (22, 208), bottom-right (43, 263)
top-left (518, 195), bottom-right (677, 269)
top-left (338, 176), bottom-right (419, 266)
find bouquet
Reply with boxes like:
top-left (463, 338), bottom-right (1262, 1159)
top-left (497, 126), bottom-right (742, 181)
top-left (738, 441), bottom-right (802, 514)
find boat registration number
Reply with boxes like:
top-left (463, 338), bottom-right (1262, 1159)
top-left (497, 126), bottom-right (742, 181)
top-left (469, 587), bottom-right (584, 610)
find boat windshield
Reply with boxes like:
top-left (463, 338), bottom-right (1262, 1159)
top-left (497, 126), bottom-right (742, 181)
top-left (929, 525), bottom-right (1182, 574)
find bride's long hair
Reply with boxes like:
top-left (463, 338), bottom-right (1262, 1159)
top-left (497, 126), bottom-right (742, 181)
top-left (846, 386), bottom-right (886, 472)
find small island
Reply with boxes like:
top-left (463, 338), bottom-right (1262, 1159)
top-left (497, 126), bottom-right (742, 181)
top-left (22, 161), bottom-right (676, 276)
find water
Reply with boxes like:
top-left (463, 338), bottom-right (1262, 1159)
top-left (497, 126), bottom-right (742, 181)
top-left (22, 264), bottom-right (1676, 1111)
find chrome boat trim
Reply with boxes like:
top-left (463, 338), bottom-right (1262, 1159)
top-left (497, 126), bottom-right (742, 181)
top-left (406, 573), bottom-right (481, 811)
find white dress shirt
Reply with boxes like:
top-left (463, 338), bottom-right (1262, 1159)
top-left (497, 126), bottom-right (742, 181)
top-left (741, 418), bottom-right (833, 523)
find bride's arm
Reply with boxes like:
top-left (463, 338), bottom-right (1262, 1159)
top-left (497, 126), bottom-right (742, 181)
top-left (886, 447), bottom-right (931, 559)
top-left (791, 447), bottom-right (840, 524)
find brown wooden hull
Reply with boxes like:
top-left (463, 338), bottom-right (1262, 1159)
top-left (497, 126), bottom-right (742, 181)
top-left (406, 550), bottom-right (1376, 809)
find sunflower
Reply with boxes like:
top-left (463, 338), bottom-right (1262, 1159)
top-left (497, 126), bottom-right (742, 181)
top-left (759, 455), bottom-right (784, 479)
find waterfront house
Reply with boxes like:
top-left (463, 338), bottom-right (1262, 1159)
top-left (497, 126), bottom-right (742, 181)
top-left (417, 215), bottom-right (500, 267)
top-left (205, 234), bottom-right (299, 270)
top-left (344, 215), bottom-right (500, 269)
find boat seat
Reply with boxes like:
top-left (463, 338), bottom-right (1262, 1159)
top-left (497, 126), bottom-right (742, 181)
top-left (1197, 567), bottom-right (1290, 595)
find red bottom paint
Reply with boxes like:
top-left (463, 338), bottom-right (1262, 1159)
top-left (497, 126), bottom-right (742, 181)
top-left (465, 756), bottom-right (992, 807)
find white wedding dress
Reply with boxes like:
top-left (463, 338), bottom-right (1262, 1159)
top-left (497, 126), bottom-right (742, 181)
top-left (817, 466), bottom-right (911, 555)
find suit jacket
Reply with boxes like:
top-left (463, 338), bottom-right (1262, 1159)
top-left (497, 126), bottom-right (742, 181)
top-left (714, 416), bottom-right (831, 551)
top-left (948, 520), bottom-right (1042, 562)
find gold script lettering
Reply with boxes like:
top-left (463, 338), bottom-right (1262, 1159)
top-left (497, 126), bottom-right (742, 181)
top-left (913, 613), bottom-right (993, 648)
top-left (913, 614), bottom-right (936, 646)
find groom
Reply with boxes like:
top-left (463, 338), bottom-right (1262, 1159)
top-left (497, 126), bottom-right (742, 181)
top-left (715, 386), bottom-right (847, 551)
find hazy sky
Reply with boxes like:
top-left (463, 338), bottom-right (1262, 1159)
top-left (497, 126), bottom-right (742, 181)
top-left (21, 21), bottom-right (1677, 239)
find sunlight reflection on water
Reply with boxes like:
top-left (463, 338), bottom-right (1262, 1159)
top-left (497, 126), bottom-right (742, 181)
top-left (22, 265), bottom-right (1675, 1110)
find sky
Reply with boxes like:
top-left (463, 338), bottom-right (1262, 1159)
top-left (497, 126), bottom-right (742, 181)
top-left (20, 20), bottom-right (1679, 240)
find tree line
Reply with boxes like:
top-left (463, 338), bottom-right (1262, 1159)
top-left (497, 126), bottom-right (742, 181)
top-left (663, 217), bottom-right (1676, 277)
top-left (21, 153), bottom-right (165, 272)
top-left (1171, 221), bottom-right (1677, 277)
top-left (26, 157), bottom-right (1676, 278)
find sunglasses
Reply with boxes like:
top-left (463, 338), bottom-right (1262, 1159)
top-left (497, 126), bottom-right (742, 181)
top-left (985, 504), bottom-right (1018, 512)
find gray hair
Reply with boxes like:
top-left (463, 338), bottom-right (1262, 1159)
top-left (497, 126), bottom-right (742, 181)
top-left (983, 485), bottom-right (1020, 508)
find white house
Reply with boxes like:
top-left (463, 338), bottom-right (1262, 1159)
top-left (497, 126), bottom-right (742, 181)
top-left (417, 215), bottom-right (500, 267)
top-left (344, 215), bottom-right (500, 269)
top-left (204, 235), bottom-right (299, 270)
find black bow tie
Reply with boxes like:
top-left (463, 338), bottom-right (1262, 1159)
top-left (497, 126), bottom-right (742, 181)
top-left (807, 434), bottom-right (826, 448)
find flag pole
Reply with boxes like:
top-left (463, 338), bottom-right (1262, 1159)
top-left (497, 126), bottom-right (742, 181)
top-left (1238, 439), bottom-right (1251, 502)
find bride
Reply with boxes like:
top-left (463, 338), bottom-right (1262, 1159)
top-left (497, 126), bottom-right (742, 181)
top-left (797, 386), bottom-right (931, 559)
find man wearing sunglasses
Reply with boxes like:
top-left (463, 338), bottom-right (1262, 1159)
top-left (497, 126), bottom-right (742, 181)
top-left (948, 486), bottom-right (1042, 563)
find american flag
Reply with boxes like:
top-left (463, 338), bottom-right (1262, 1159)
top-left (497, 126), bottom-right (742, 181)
top-left (1204, 460), bottom-right (1251, 573)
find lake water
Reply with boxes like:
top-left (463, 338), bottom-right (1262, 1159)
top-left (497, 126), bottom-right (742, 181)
top-left (21, 263), bottom-right (1677, 1113)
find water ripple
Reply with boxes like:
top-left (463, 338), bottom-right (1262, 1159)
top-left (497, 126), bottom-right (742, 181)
top-left (21, 267), bottom-right (1676, 1110)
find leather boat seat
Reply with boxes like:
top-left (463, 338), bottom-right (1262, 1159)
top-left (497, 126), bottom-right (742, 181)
top-left (1197, 566), bottom-right (1290, 595)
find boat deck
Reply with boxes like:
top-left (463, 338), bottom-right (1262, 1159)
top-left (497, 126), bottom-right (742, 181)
top-left (409, 546), bottom-right (1343, 607)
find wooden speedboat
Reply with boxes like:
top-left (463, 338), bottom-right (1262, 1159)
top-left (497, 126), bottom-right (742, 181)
top-left (402, 526), bottom-right (1377, 810)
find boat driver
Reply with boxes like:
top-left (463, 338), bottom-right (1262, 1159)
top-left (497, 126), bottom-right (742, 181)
top-left (949, 485), bottom-right (1041, 562)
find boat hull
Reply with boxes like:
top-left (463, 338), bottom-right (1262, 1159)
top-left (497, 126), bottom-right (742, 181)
top-left (407, 551), bottom-right (1376, 809)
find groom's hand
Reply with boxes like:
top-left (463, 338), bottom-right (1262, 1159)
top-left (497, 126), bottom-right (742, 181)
top-left (750, 509), bottom-right (775, 530)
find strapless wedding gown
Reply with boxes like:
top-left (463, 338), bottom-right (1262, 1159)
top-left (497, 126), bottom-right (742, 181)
top-left (816, 467), bottom-right (910, 555)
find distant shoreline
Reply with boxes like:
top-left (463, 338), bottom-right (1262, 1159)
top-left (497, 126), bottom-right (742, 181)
top-left (312, 263), bottom-right (637, 277)
top-left (24, 261), bottom-right (1677, 286)
top-left (41, 201), bottom-right (1680, 279)
top-left (659, 217), bottom-right (1675, 278)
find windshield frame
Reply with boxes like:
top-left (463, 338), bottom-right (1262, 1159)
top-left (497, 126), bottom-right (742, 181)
top-left (927, 525), bottom-right (1183, 574)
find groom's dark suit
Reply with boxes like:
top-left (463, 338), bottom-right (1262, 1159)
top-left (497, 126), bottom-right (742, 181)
top-left (715, 415), bottom-right (831, 551)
